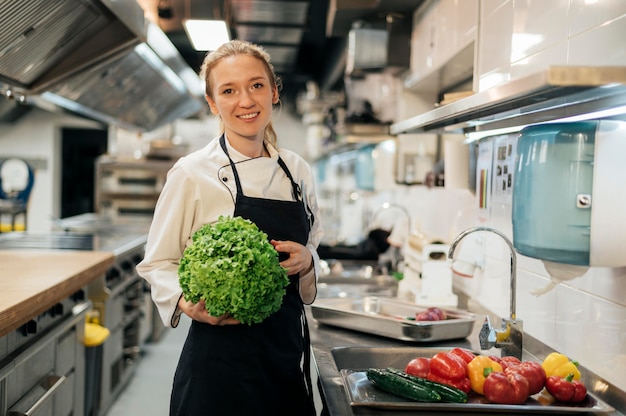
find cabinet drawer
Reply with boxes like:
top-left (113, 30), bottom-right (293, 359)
top-left (7, 341), bottom-right (55, 406)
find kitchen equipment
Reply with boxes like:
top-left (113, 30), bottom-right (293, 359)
top-left (512, 120), bottom-right (626, 266)
top-left (310, 297), bottom-right (475, 342)
top-left (0, 229), bottom-right (147, 416)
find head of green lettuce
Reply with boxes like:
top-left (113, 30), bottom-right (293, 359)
top-left (178, 215), bottom-right (289, 325)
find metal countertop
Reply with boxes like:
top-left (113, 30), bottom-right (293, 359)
top-left (306, 306), bottom-right (625, 416)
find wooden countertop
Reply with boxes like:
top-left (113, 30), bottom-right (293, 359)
top-left (0, 250), bottom-right (115, 337)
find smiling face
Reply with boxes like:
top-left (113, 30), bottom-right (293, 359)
top-left (206, 54), bottom-right (279, 146)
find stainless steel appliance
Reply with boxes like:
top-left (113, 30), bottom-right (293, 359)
top-left (0, 229), bottom-right (147, 416)
top-left (1, 300), bottom-right (91, 416)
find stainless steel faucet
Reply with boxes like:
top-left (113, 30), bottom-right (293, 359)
top-left (448, 226), bottom-right (523, 360)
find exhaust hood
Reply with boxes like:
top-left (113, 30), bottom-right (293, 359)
top-left (0, 0), bottom-right (204, 132)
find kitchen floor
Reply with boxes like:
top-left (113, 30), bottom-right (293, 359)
top-left (105, 315), bottom-right (190, 416)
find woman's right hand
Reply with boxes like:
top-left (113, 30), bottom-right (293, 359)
top-left (178, 298), bottom-right (241, 326)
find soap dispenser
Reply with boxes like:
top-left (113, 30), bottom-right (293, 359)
top-left (512, 120), bottom-right (626, 267)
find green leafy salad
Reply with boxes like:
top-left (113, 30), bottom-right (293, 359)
top-left (178, 215), bottom-right (289, 325)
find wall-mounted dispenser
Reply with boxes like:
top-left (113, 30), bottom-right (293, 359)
top-left (512, 120), bottom-right (626, 267)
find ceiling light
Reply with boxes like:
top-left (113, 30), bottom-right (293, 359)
top-left (184, 20), bottom-right (230, 51)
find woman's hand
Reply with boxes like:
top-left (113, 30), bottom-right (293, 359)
top-left (270, 239), bottom-right (313, 276)
top-left (178, 298), bottom-right (240, 326)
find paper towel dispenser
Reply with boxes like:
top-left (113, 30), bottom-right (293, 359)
top-left (512, 120), bottom-right (626, 267)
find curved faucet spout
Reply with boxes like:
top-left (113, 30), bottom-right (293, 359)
top-left (449, 226), bottom-right (523, 359)
top-left (448, 226), bottom-right (517, 321)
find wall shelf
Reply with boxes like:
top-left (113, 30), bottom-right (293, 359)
top-left (391, 66), bottom-right (626, 135)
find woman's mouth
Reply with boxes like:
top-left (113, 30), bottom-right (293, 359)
top-left (238, 112), bottom-right (259, 120)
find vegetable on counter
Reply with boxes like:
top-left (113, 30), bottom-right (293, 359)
top-left (542, 352), bottom-right (581, 380)
top-left (545, 374), bottom-right (588, 403)
top-left (483, 371), bottom-right (530, 404)
top-left (428, 351), bottom-right (471, 393)
top-left (467, 355), bottom-right (503, 395)
top-left (450, 347), bottom-right (476, 364)
top-left (504, 360), bottom-right (546, 395)
top-left (386, 368), bottom-right (468, 403)
top-left (178, 215), bottom-right (289, 325)
top-left (405, 357), bottom-right (430, 378)
top-left (366, 368), bottom-right (442, 402)
top-left (415, 306), bottom-right (447, 321)
top-left (489, 355), bottom-right (521, 371)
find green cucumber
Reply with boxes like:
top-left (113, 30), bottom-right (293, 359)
top-left (366, 368), bottom-right (442, 402)
top-left (386, 367), bottom-right (468, 403)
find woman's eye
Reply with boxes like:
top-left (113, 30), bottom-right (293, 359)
top-left (252, 82), bottom-right (264, 89)
top-left (222, 88), bottom-right (233, 95)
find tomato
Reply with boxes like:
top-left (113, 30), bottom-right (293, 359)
top-left (483, 371), bottom-right (530, 404)
top-left (450, 347), bottom-right (476, 364)
top-left (546, 375), bottom-right (587, 402)
top-left (491, 355), bottom-right (522, 371)
top-left (505, 361), bottom-right (546, 395)
top-left (405, 357), bottom-right (430, 378)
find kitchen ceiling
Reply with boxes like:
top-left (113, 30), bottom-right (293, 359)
top-left (136, 0), bottom-right (426, 108)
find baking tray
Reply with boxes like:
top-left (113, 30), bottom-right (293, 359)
top-left (310, 296), bottom-right (476, 342)
top-left (340, 369), bottom-right (615, 413)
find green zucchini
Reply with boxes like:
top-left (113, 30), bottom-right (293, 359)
top-left (366, 368), bottom-right (441, 402)
top-left (386, 367), bottom-right (468, 403)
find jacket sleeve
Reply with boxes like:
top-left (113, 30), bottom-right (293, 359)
top-left (136, 162), bottom-right (197, 327)
top-left (298, 160), bottom-right (324, 305)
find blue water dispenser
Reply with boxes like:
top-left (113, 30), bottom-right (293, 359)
top-left (512, 120), bottom-right (626, 267)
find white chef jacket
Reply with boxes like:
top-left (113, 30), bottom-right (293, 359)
top-left (136, 135), bottom-right (324, 327)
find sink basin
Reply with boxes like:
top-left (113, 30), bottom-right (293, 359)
top-left (331, 346), bottom-right (458, 370)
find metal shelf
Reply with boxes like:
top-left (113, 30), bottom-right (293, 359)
top-left (391, 66), bottom-right (626, 135)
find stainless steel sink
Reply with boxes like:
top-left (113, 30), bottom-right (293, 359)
top-left (317, 259), bottom-right (399, 298)
top-left (331, 346), bottom-right (457, 370)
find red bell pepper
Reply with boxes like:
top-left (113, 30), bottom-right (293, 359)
top-left (505, 361), bottom-right (546, 395)
top-left (428, 352), bottom-right (471, 393)
top-left (450, 347), bottom-right (476, 365)
top-left (483, 371), bottom-right (530, 404)
top-left (428, 372), bottom-right (472, 393)
top-left (545, 374), bottom-right (587, 403)
top-left (430, 352), bottom-right (467, 379)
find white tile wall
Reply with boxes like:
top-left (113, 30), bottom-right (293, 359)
top-left (478, 0), bottom-right (626, 87)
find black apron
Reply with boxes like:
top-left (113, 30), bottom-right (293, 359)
top-left (170, 136), bottom-right (316, 416)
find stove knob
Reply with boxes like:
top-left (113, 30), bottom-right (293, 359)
top-left (20, 320), bottom-right (38, 336)
top-left (48, 303), bottom-right (64, 317)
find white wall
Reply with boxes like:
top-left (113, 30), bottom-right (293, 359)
top-left (0, 108), bottom-right (105, 231)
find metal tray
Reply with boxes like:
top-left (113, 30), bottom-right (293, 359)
top-left (340, 369), bottom-right (615, 413)
top-left (310, 296), bottom-right (476, 342)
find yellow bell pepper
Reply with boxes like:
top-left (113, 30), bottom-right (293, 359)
top-left (467, 355), bottom-right (503, 395)
top-left (541, 352), bottom-right (581, 380)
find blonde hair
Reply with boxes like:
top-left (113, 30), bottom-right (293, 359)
top-left (200, 40), bottom-right (282, 147)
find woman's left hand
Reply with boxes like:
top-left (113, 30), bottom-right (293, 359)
top-left (270, 240), bottom-right (313, 276)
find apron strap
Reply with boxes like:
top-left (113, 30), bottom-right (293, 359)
top-left (277, 157), bottom-right (302, 201)
top-left (219, 135), bottom-right (244, 195)
top-left (220, 134), bottom-right (301, 202)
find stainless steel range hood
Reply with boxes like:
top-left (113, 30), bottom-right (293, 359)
top-left (0, 0), bottom-right (204, 132)
top-left (0, 0), bottom-right (144, 92)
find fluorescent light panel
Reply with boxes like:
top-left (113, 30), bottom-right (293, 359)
top-left (184, 20), bottom-right (230, 51)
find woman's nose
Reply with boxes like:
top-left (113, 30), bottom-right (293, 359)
top-left (239, 90), bottom-right (254, 107)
